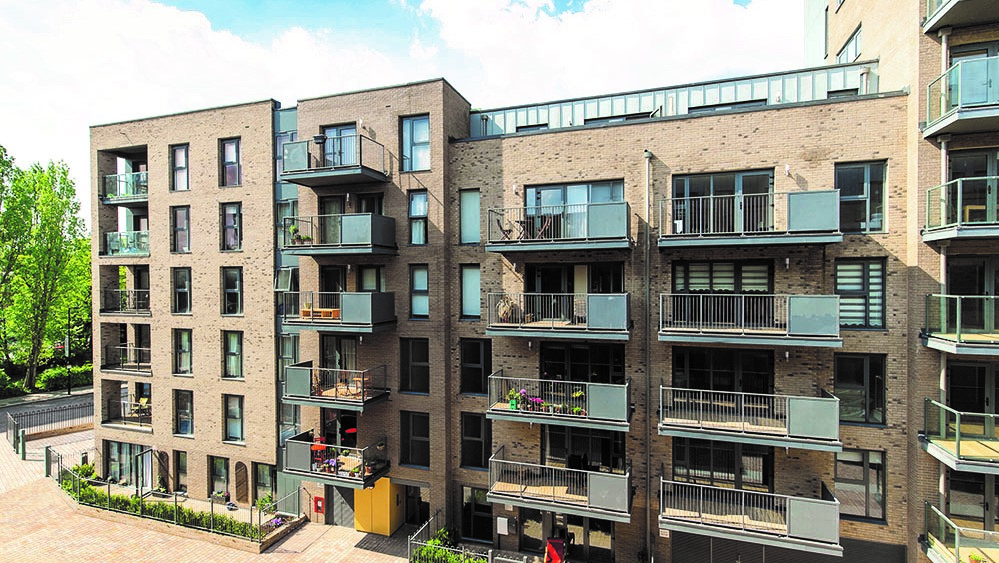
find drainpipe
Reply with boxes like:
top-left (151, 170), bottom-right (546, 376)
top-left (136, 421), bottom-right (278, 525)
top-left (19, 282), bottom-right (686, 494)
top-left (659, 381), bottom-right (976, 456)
top-left (939, 27), bottom-right (951, 74)
top-left (643, 148), bottom-right (653, 562)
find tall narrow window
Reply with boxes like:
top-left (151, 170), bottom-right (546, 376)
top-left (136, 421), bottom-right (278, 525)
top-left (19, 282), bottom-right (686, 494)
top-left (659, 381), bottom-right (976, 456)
top-left (461, 265), bottom-right (481, 318)
top-left (221, 202), bottom-right (242, 251)
top-left (171, 206), bottom-right (191, 253)
top-left (460, 339), bottom-right (492, 395)
top-left (173, 329), bottom-right (192, 375)
top-left (254, 463), bottom-right (276, 502)
top-left (174, 390), bottom-right (193, 435)
top-left (835, 354), bottom-right (886, 424)
top-left (400, 338), bottom-right (430, 393)
top-left (223, 331), bottom-right (243, 379)
top-left (409, 191), bottom-right (428, 244)
top-left (277, 199), bottom-right (298, 245)
top-left (460, 190), bottom-right (480, 244)
top-left (835, 26), bottom-right (862, 64)
top-left (220, 138), bottom-right (241, 186)
top-left (402, 115), bottom-right (430, 171)
top-left (461, 412), bottom-right (491, 469)
top-left (836, 449), bottom-right (885, 521)
top-left (172, 268), bottom-right (191, 314)
top-left (461, 487), bottom-right (493, 543)
top-left (209, 455), bottom-right (229, 494)
top-left (222, 267), bottom-right (243, 315)
top-left (175, 451), bottom-right (188, 493)
top-left (837, 161), bottom-right (885, 233)
top-left (401, 411), bottom-right (430, 467)
top-left (277, 334), bottom-right (299, 382)
top-left (224, 395), bottom-right (244, 442)
top-left (411, 265), bottom-right (429, 319)
top-left (171, 145), bottom-right (189, 191)
top-left (836, 259), bottom-right (885, 329)
top-left (275, 131), bottom-right (297, 174)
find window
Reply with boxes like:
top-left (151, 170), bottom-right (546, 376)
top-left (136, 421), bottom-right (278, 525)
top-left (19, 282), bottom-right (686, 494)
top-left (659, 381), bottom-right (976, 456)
top-left (171, 206), bottom-right (190, 253)
top-left (411, 265), bottom-right (429, 319)
top-left (460, 339), bottom-right (492, 394)
top-left (275, 131), bottom-right (297, 174)
top-left (221, 203), bottom-right (242, 251)
top-left (674, 438), bottom-right (772, 491)
top-left (409, 191), bottom-right (428, 244)
top-left (222, 267), bottom-right (243, 315)
top-left (358, 266), bottom-right (385, 292)
top-left (274, 267), bottom-right (299, 293)
top-left (277, 199), bottom-right (298, 244)
top-left (547, 426), bottom-right (626, 474)
top-left (461, 413), bottom-right (491, 469)
top-left (461, 487), bottom-right (492, 543)
top-left (836, 26), bottom-right (861, 64)
top-left (223, 331), bottom-right (243, 379)
top-left (401, 338), bottom-right (430, 393)
top-left (835, 354), bottom-right (886, 424)
top-left (220, 138), bottom-right (241, 186)
top-left (540, 342), bottom-right (626, 384)
top-left (105, 441), bottom-right (145, 483)
top-left (174, 451), bottom-right (188, 493)
top-left (836, 259), bottom-right (885, 329)
top-left (224, 395), bottom-right (243, 442)
top-left (171, 145), bottom-right (189, 191)
top-left (174, 390), bottom-right (193, 435)
top-left (673, 261), bottom-right (772, 293)
top-left (279, 403), bottom-right (300, 445)
top-left (172, 268), bottom-right (191, 314)
top-left (837, 161), bottom-right (885, 233)
top-left (173, 329), bottom-right (192, 375)
top-left (460, 190), bottom-right (480, 244)
top-left (671, 172), bottom-right (773, 235)
top-left (209, 455), bottom-right (229, 494)
top-left (402, 115), bottom-right (430, 171)
top-left (277, 334), bottom-right (299, 382)
top-left (401, 411), bottom-right (430, 467)
top-left (254, 463), bottom-right (276, 503)
top-left (673, 347), bottom-right (773, 393)
top-left (836, 449), bottom-right (885, 521)
top-left (461, 265), bottom-right (481, 318)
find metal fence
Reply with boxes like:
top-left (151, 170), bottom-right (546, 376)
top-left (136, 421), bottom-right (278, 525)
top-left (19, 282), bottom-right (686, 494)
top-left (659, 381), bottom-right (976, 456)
top-left (102, 344), bottom-right (152, 373)
top-left (660, 293), bottom-right (786, 333)
top-left (408, 510), bottom-right (494, 563)
top-left (660, 387), bottom-right (788, 435)
top-left (6, 403), bottom-right (93, 451)
top-left (101, 289), bottom-right (151, 313)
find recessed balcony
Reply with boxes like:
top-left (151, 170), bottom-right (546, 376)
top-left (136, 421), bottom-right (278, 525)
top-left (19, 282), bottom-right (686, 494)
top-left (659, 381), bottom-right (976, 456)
top-left (99, 289), bottom-right (150, 316)
top-left (923, 177), bottom-right (999, 241)
top-left (659, 293), bottom-right (842, 347)
top-left (101, 398), bottom-right (152, 431)
top-left (101, 344), bottom-right (151, 375)
top-left (279, 137), bottom-right (389, 187)
top-left (282, 362), bottom-right (389, 411)
top-left (283, 430), bottom-right (390, 489)
top-left (487, 445), bottom-right (631, 523)
top-left (923, 294), bottom-right (999, 355)
top-left (280, 214), bottom-right (397, 255)
top-left (100, 172), bottom-right (148, 206)
top-left (280, 291), bottom-right (396, 333)
top-left (658, 387), bottom-right (842, 451)
top-left (925, 55), bottom-right (999, 137)
top-left (486, 371), bottom-right (630, 431)
top-left (659, 479), bottom-right (842, 557)
top-left (921, 398), bottom-right (999, 474)
top-left (923, 501), bottom-right (999, 563)
top-left (923, 0), bottom-right (999, 33)
top-left (486, 292), bottom-right (630, 340)
top-left (658, 190), bottom-right (842, 248)
top-left (486, 203), bottom-right (632, 252)
top-left (102, 231), bottom-right (150, 258)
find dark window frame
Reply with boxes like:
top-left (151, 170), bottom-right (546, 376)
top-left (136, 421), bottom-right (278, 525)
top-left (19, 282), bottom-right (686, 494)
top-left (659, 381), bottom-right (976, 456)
top-left (171, 144), bottom-right (189, 192)
top-left (400, 411), bottom-right (431, 468)
top-left (460, 339), bottom-right (492, 395)
top-left (221, 267), bottom-right (243, 316)
top-left (400, 338), bottom-right (430, 393)
top-left (220, 138), bottom-right (241, 187)
top-left (835, 354), bottom-right (886, 425)
top-left (835, 258), bottom-right (886, 329)
top-left (174, 389), bottom-right (193, 435)
top-left (410, 264), bottom-right (429, 319)
top-left (836, 160), bottom-right (886, 233)
top-left (461, 486), bottom-right (493, 543)
top-left (209, 455), bottom-right (229, 494)
top-left (460, 412), bottom-right (491, 469)
top-left (223, 395), bottom-right (244, 442)
top-left (222, 330), bottom-right (243, 379)
top-left (409, 190), bottom-right (429, 245)
top-left (172, 267), bottom-right (191, 314)
top-left (836, 449), bottom-right (886, 522)
top-left (171, 206), bottom-right (191, 253)
top-left (402, 115), bottom-right (430, 172)
top-left (220, 202), bottom-right (242, 251)
top-left (173, 328), bottom-right (192, 375)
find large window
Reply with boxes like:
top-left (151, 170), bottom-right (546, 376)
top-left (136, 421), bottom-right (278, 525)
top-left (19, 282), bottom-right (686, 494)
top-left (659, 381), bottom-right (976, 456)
top-left (409, 191), bottom-right (428, 244)
top-left (223, 331), bottom-right (243, 379)
top-left (460, 190), bottom-right (480, 244)
top-left (172, 268), bottom-right (191, 314)
top-left (672, 261), bottom-right (772, 293)
top-left (461, 413), bottom-right (491, 469)
top-left (277, 334), bottom-right (299, 382)
top-left (835, 354), bottom-right (886, 424)
top-left (411, 265), bottom-right (429, 319)
top-left (673, 347), bottom-right (773, 394)
top-left (171, 145), bottom-right (189, 191)
top-left (460, 339), bottom-right (492, 394)
top-left (221, 202), bottom-right (242, 251)
top-left (671, 171), bottom-right (773, 235)
top-left (209, 455), bottom-right (229, 495)
top-left (837, 161), bottom-right (885, 233)
top-left (461, 487), bottom-right (492, 543)
top-left (174, 451), bottom-right (188, 493)
top-left (222, 267), bottom-right (243, 315)
top-left (171, 206), bottom-right (191, 253)
top-left (674, 438), bottom-right (773, 492)
top-left (400, 338), bottom-right (430, 393)
top-left (461, 265), bottom-right (481, 318)
top-left (836, 449), bottom-right (885, 521)
top-left (224, 395), bottom-right (243, 442)
top-left (402, 115), bottom-right (430, 171)
top-left (540, 342), bottom-right (625, 384)
top-left (401, 411), bottom-right (430, 467)
top-left (546, 426), bottom-right (625, 473)
top-left (836, 26), bottom-right (862, 64)
top-left (220, 138), bottom-right (241, 186)
top-left (173, 329), bottom-right (192, 375)
top-left (254, 463), bottom-right (276, 503)
top-left (174, 390), bottom-right (193, 435)
top-left (836, 259), bottom-right (885, 329)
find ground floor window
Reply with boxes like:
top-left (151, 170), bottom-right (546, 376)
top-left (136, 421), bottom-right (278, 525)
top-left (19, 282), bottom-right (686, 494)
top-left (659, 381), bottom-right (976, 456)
top-left (174, 450), bottom-right (187, 493)
top-left (209, 455), bottom-right (229, 496)
top-left (518, 510), bottom-right (613, 562)
top-left (254, 463), bottom-right (276, 503)
top-left (105, 440), bottom-right (146, 485)
top-left (461, 486), bottom-right (492, 543)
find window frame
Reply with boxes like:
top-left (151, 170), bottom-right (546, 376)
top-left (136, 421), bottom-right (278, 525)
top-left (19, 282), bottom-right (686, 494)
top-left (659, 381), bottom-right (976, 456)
top-left (835, 25), bottom-right (861, 64)
top-left (460, 412), bottom-right (491, 470)
top-left (209, 455), bottom-right (229, 494)
top-left (400, 410), bottom-right (431, 468)
top-left (277, 333), bottom-right (299, 383)
top-left (220, 138), bottom-right (241, 187)
top-left (836, 160), bottom-right (886, 233)
top-left (410, 264), bottom-right (429, 319)
top-left (409, 191), bottom-right (428, 245)
top-left (835, 354), bottom-right (886, 425)
top-left (402, 115), bottom-right (430, 172)
top-left (220, 202), bottom-right (242, 251)
top-left (174, 389), bottom-right (194, 435)
top-left (460, 264), bottom-right (481, 318)
top-left (174, 450), bottom-right (188, 493)
top-left (172, 267), bottom-right (192, 314)
top-left (173, 328), bottom-right (192, 375)
top-left (254, 463), bottom-right (276, 503)
top-left (222, 331), bottom-right (243, 379)
top-left (223, 395), bottom-right (244, 442)
top-left (400, 338), bottom-right (430, 393)
top-left (459, 189), bottom-right (480, 244)
top-left (171, 144), bottom-right (189, 192)
top-left (461, 486), bottom-right (493, 543)
top-left (460, 339), bottom-right (492, 395)
top-left (836, 449), bottom-right (886, 522)
top-left (221, 267), bottom-right (243, 316)
top-left (171, 206), bottom-right (191, 253)
top-left (835, 258), bottom-right (886, 329)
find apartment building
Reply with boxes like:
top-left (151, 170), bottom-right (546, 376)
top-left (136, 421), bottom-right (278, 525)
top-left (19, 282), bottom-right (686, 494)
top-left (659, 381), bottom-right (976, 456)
top-left (87, 1), bottom-right (999, 561)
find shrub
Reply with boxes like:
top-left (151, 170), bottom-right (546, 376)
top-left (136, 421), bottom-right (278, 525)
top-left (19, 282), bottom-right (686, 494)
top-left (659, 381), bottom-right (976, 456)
top-left (34, 364), bottom-right (93, 392)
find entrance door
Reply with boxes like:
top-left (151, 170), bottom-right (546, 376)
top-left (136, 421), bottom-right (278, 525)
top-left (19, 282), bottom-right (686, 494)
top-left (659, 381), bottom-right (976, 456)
top-left (325, 484), bottom-right (355, 527)
top-left (949, 471), bottom-right (999, 531)
top-left (323, 124), bottom-right (357, 167)
top-left (320, 196), bottom-right (344, 246)
top-left (951, 45), bottom-right (999, 109)
top-left (405, 485), bottom-right (429, 524)
top-left (947, 257), bottom-right (997, 334)
top-left (950, 152), bottom-right (998, 224)
top-left (949, 363), bottom-right (997, 438)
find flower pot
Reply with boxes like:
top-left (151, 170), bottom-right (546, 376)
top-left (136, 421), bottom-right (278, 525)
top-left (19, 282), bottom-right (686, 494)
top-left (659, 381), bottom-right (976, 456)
top-left (509, 399), bottom-right (517, 410)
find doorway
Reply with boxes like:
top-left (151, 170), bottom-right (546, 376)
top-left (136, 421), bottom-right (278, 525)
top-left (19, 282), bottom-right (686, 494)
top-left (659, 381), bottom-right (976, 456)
top-left (950, 43), bottom-right (999, 110)
top-left (947, 256), bottom-right (999, 334)
top-left (950, 151), bottom-right (999, 225)
top-left (949, 471), bottom-right (999, 531)
top-left (323, 124), bottom-right (357, 167)
top-left (319, 196), bottom-right (345, 245)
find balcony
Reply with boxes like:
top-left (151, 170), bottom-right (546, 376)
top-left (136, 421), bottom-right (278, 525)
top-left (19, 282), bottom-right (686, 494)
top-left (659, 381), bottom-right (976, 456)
top-left (926, 55), bottom-right (999, 137)
top-left (487, 446), bottom-right (631, 523)
top-left (659, 294), bottom-right (841, 348)
top-left (101, 398), bottom-right (152, 431)
top-left (924, 177), bottom-right (999, 241)
top-left (486, 203), bottom-right (632, 252)
top-left (923, 294), bottom-right (999, 355)
top-left (923, 0), bottom-right (999, 33)
top-left (280, 291), bottom-right (396, 333)
top-left (282, 362), bottom-right (389, 411)
top-left (280, 214), bottom-right (396, 255)
top-left (660, 479), bottom-right (841, 557)
top-left (921, 398), bottom-right (999, 474)
top-left (659, 387), bottom-right (841, 451)
top-left (102, 231), bottom-right (150, 257)
top-left (283, 430), bottom-right (390, 489)
top-left (486, 292), bottom-right (630, 340)
top-left (100, 172), bottom-right (148, 206)
top-left (99, 289), bottom-right (150, 315)
top-left (486, 371), bottom-right (630, 431)
top-left (659, 191), bottom-right (842, 248)
top-left (101, 344), bottom-right (151, 375)
top-left (923, 501), bottom-right (999, 563)
top-left (279, 137), bottom-right (389, 187)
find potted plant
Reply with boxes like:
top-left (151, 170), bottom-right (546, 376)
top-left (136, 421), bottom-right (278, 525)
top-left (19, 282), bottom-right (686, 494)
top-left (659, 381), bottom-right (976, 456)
top-left (289, 223), bottom-right (302, 244)
top-left (970, 554), bottom-right (986, 563)
top-left (507, 388), bottom-right (520, 409)
top-left (365, 461), bottom-right (375, 475)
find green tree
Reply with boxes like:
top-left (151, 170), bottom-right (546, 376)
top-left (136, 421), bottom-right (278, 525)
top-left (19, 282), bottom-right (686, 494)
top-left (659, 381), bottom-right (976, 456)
top-left (0, 146), bottom-right (33, 367)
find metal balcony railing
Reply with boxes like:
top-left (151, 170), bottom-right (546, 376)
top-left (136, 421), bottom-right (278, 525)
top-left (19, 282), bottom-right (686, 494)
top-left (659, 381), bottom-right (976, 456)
top-left (102, 171), bottom-right (148, 201)
top-left (924, 501), bottom-right (999, 563)
top-left (487, 202), bottom-right (630, 244)
top-left (284, 362), bottom-right (388, 404)
top-left (924, 398), bottom-right (999, 463)
top-left (103, 398), bottom-right (152, 427)
top-left (488, 371), bottom-right (630, 425)
top-left (487, 292), bottom-right (629, 332)
top-left (284, 430), bottom-right (389, 484)
top-left (925, 294), bottom-right (999, 344)
top-left (660, 191), bottom-right (840, 237)
top-left (280, 214), bottom-right (395, 250)
top-left (281, 135), bottom-right (387, 176)
top-left (102, 344), bottom-right (152, 373)
top-left (104, 231), bottom-right (150, 257)
top-left (279, 291), bottom-right (396, 326)
top-left (925, 176), bottom-right (999, 231)
top-left (659, 293), bottom-right (840, 338)
top-left (927, 55), bottom-right (999, 125)
top-left (100, 289), bottom-right (150, 314)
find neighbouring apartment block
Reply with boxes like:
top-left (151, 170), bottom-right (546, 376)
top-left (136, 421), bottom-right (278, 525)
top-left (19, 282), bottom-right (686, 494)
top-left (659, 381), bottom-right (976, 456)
top-left (88, 1), bottom-right (999, 561)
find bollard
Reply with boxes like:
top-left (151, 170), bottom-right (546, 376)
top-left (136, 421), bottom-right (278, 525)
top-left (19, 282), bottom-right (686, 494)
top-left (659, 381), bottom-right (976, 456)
top-left (44, 446), bottom-right (52, 478)
top-left (18, 429), bottom-right (26, 460)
